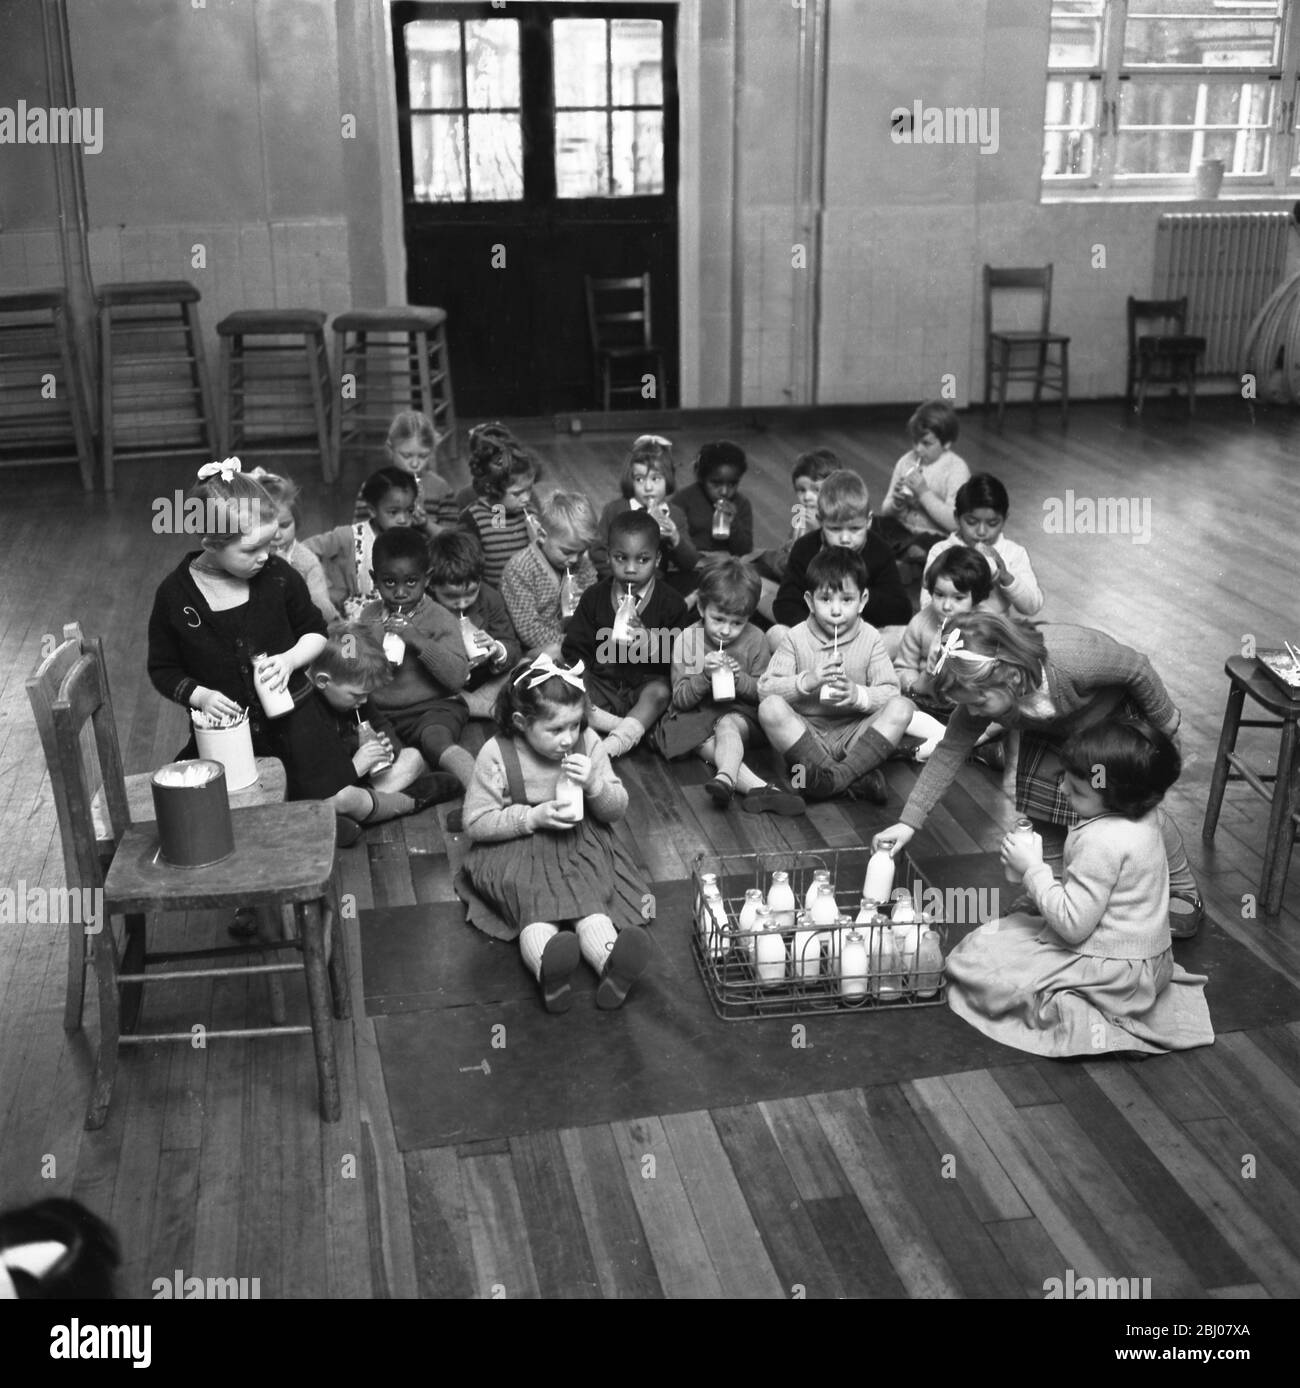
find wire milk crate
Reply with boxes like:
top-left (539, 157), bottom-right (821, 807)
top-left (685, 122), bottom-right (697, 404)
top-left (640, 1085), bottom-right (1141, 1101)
top-left (691, 846), bottom-right (950, 1021)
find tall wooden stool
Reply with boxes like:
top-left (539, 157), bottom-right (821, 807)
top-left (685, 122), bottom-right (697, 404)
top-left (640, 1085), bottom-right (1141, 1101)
top-left (331, 306), bottom-right (457, 476)
top-left (216, 309), bottom-right (334, 481)
top-left (0, 288), bottom-right (95, 491)
top-left (1201, 655), bottom-right (1300, 916)
top-left (97, 280), bottom-right (217, 490)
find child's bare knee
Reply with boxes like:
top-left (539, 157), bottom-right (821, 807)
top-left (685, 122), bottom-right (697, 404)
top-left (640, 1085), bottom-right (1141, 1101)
top-left (758, 694), bottom-right (791, 729)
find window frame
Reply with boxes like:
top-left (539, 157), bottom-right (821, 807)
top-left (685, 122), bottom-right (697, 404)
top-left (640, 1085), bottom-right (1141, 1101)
top-left (1042, 0), bottom-right (1300, 198)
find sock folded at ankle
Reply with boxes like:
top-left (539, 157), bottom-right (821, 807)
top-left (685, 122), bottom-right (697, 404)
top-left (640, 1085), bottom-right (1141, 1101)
top-left (601, 716), bottom-right (646, 759)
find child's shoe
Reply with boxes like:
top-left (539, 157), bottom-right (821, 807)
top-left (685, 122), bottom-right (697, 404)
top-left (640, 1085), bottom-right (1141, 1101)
top-left (335, 814), bottom-right (364, 848)
top-left (705, 773), bottom-right (735, 807)
top-left (847, 768), bottom-right (888, 805)
top-left (540, 932), bottom-right (582, 1014)
top-left (407, 772), bottom-right (463, 811)
top-left (739, 785), bottom-right (806, 816)
top-left (914, 737), bottom-right (941, 763)
top-left (444, 807), bottom-right (464, 834)
top-left (969, 739), bottom-right (1006, 772)
top-left (596, 925), bottom-right (653, 1009)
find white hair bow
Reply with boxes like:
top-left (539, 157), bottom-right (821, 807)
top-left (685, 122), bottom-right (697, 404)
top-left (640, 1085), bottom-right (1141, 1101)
top-left (197, 457), bottom-right (243, 483)
top-left (513, 653), bottom-right (586, 691)
top-left (933, 626), bottom-right (997, 675)
top-left (0, 1240), bottom-right (68, 1299)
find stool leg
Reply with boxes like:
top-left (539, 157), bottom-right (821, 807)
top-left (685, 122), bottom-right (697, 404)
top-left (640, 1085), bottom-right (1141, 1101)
top-left (185, 301), bottom-right (217, 458)
top-left (305, 331), bottom-right (332, 483)
top-left (55, 303), bottom-right (96, 491)
top-left (100, 308), bottom-right (116, 492)
top-left (218, 336), bottom-right (233, 456)
top-left (331, 329), bottom-right (347, 483)
top-left (1202, 683), bottom-right (1246, 840)
top-left (298, 898), bottom-right (341, 1121)
top-left (256, 904), bottom-right (287, 1025)
top-left (415, 329), bottom-right (434, 420)
top-left (433, 323), bottom-right (458, 461)
top-left (322, 894), bottom-right (351, 1021)
top-left (1261, 715), bottom-right (1300, 915)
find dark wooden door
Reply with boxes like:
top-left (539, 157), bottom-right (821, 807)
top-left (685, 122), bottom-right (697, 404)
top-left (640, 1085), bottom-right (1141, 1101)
top-left (392, 1), bottom-right (679, 418)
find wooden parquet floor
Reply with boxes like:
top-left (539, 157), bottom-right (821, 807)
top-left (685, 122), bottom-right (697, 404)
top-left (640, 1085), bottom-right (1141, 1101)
top-left (3, 398), bottom-right (1300, 1301)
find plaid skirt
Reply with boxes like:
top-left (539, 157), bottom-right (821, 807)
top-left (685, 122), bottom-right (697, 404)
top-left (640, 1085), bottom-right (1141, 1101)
top-left (1015, 697), bottom-right (1141, 827)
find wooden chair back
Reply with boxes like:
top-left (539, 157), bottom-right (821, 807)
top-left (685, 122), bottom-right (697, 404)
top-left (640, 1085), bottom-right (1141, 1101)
top-left (1128, 295), bottom-right (1190, 351)
top-left (984, 264), bottom-right (1055, 339)
top-left (585, 273), bottom-right (655, 353)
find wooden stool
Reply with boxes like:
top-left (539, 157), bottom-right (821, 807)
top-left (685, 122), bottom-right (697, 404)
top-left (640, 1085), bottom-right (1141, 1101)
top-left (1202, 655), bottom-right (1300, 916)
top-left (100, 802), bottom-right (349, 1129)
top-left (0, 288), bottom-right (95, 490)
top-left (97, 280), bottom-right (217, 490)
top-left (331, 306), bottom-right (457, 476)
top-left (216, 309), bottom-right (334, 481)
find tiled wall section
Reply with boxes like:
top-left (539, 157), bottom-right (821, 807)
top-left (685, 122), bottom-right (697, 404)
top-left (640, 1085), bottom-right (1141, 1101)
top-left (0, 219), bottom-right (352, 373)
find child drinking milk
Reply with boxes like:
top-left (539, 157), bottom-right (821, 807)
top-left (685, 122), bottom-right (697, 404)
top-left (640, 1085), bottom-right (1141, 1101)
top-left (304, 466), bottom-right (416, 618)
top-left (455, 654), bottom-right (655, 1014)
top-left (945, 719), bottom-right (1214, 1057)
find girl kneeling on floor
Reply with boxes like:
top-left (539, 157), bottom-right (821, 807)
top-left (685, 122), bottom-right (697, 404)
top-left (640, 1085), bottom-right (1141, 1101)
top-left (455, 654), bottom-right (654, 1014)
top-left (945, 717), bottom-right (1214, 1058)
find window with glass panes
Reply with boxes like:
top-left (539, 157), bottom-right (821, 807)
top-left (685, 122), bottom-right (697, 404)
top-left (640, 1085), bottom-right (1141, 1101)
top-left (1043, 0), bottom-right (1300, 194)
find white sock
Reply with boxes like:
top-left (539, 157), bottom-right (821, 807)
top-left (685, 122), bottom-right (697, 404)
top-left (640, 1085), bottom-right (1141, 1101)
top-left (907, 710), bottom-right (946, 756)
top-left (519, 921), bottom-right (559, 982)
top-left (601, 716), bottom-right (646, 758)
top-left (576, 913), bottom-right (618, 974)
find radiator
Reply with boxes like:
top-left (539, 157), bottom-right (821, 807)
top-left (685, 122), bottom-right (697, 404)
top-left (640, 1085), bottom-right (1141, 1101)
top-left (1153, 212), bottom-right (1292, 372)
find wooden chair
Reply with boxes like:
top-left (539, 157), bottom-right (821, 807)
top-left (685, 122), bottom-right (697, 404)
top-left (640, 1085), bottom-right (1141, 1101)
top-left (983, 264), bottom-right (1070, 430)
top-left (584, 274), bottom-right (667, 412)
top-left (1126, 297), bottom-right (1206, 415)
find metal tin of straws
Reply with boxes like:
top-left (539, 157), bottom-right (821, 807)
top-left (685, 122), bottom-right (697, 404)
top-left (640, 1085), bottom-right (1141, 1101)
top-left (151, 760), bottom-right (235, 867)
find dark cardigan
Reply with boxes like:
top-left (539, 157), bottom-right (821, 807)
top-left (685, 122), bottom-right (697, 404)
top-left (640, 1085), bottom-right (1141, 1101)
top-left (773, 529), bottom-right (913, 631)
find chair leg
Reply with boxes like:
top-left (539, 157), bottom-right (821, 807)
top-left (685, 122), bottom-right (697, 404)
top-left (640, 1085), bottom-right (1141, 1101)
top-left (85, 920), bottom-right (123, 1130)
top-left (1135, 362), bottom-right (1148, 416)
top-left (1059, 343), bottom-right (1068, 428)
top-left (1202, 683), bottom-right (1246, 841)
top-left (64, 916), bottom-right (88, 1032)
top-left (1032, 343), bottom-right (1046, 418)
top-left (1187, 363), bottom-right (1197, 417)
top-left (100, 309), bottom-right (115, 492)
top-left (119, 914), bottom-right (148, 1035)
top-left (1260, 715), bottom-right (1300, 915)
top-left (995, 343), bottom-right (1010, 430)
top-left (298, 898), bottom-right (342, 1121)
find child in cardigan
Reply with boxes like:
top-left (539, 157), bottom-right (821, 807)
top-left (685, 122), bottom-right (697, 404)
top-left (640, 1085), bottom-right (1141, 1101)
top-left (672, 441), bottom-right (755, 571)
top-left (147, 460), bottom-right (335, 802)
top-left (501, 490), bottom-right (600, 657)
top-left (922, 473), bottom-right (1043, 620)
top-left (590, 435), bottom-right (697, 585)
top-left (352, 410), bottom-right (458, 536)
top-left (652, 559), bottom-right (806, 816)
top-left (357, 527), bottom-right (476, 789)
top-left (304, 466), bottom-right (416, 618)
top-left (876, 399), bottom-right (970, 564)
top-left (758, 547), bottom-right (914, 804)
top-left (561, 508), bottom-right (688, 758)
top-left (307, 622), bottom-right (462, 844)
top-left (771, 469), bottom-right (913, 644)
top-left (458, 430), bottom-right (540, 589)
top-left (945, 719), bottom-right (1214, 1057)
top-left (455, 655), bottom-right (654, 1014)
top-left (427, 529), bottom-right (520, 720)
top-left (893, 545), bottom-right (994, 761)
top-left (249, 468), bottom-right (337, 623)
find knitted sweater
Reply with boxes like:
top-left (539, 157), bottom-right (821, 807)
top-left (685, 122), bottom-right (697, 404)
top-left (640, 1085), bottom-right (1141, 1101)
top-left (302, 522), bottom-right (379, 608)
top-left (590, 496), bottom-right (698, 578)
top-left (922, 533), bottom-right (1043, 619)
top-left (281, 538), bottom-right (338, 623)
top-left (1022, 810), bottom-right (1171, 960)
top-left (355, 594), bottom-right (470, 712)
top-left (899, 624), bottom-right (1179, 830)
top-left (893, 606), bottom-right (946, 695)
top-left (774, 530), bottom-right (913, 631)
top-left (463, 728), bottom-right (627, 841)
top-left (673, 482), bottom-right (754, 556)
top-left (669, 621), bottom-right (769, 711)
top-left (501, 542), bottom-right (599, 653)
top-left (432, 583), bottom-right (521, 689)
top-left (758, 617), bottom-right (900, 720)
top-left (561, 576), bottom-right (689, 689)
top-left (879, 448), bottom-right (970, 535)
top-left (459, 500), bottom-right (534, 590)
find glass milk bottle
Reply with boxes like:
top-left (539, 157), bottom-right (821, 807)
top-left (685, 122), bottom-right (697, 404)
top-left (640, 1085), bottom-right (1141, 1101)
top-left (711, 643), bottom-right (735, 701)
top-left (698, 883), bottom-right (730, 961)
top-left (356, 718), bottom-right (393, 771)
top-left (459, 612), bottom-right (484, 660)
top-left (1005, 817), bottom-right (1035, 884)
top-left (804, 868), bottom-right (832, 911)
top-left (382, 630), bottom-right (406, 665)
top-left (916, 930), bottom-right (945, 999)
top-left (753, 904), bottom-right (786, 983)
top-left (795, 882), bottom-right (839, 980)
top-left (820, 637), bottom-right (841, 702)
top-left (766, 870), bottom-right (797, 931)
top-left (840, 930), bottom-right (869, 1000)
top-left (863, 842), bottom-right (896, 905)
top-left (611, 589), bottom-right (636, 642)
top-left (251, 652), bottom-right (294, 718)
top-left (875, 925), bottom-right (901, 999)
top-left (735, 887), bottom-right (763, 963)
top-left (559, 567), bottom-right (579, 619)
top-left (711, 501), bottom-right (731, 540)
top-left (890, 889), bottom-right (922, 968)
top-left (554, 765), bottom-right (584, 823)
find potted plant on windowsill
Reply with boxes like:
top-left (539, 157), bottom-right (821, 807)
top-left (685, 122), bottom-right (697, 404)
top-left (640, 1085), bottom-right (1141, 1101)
top-left (1194, 158), bottom-right (1225, 200)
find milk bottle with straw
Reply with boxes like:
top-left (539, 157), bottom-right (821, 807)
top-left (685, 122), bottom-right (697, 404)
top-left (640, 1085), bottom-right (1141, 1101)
top-left (711, 640), bottom-right (735, 701)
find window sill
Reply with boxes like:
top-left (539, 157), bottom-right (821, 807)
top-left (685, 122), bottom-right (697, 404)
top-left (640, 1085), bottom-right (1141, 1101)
top-left (1042, 191), bottom-right (1299, 206)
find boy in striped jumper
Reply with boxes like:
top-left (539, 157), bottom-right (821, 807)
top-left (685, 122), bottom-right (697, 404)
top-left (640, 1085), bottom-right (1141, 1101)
top-left (757, 547), bottom-right (914, 803)
top-left (501, 490), bottom-right (599, 657)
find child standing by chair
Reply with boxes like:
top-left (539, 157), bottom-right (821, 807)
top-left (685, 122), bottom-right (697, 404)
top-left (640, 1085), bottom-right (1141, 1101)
top-left (304, 466), bottom-right (416, 618)
top-left (248, 468), bottom-right (337, 623)
top-left (561, 509), bottom-right (688, 758)
top-left (501, 490), bottom-right (600, 657)
top-left (922, 474), bottom-right (1043, 620)
top-left (876, 399), bottom-right (970, 565)
top-left (427, 529), bottom-right (520, 719)
top-left (148, 460), bottom-right (334, 802)
top-left (358, 527), bottom-right (477, 791)
top-left (352, 410), bottom-right (458, 535)
top-left (458, 432), bottom-right (541, 589)
top-left (945, 719), bottom-right (1214, 1057)
top-left (672, 441), bottom-right (755, 567)
top-left (456, 655), bottom-right (655, 1014)
top-left (653, 559), bottom-right (805, 816)
top-left (758, 547), bottom-right (914, 804)
top-left (591, 435), bottom-right (697, 585)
